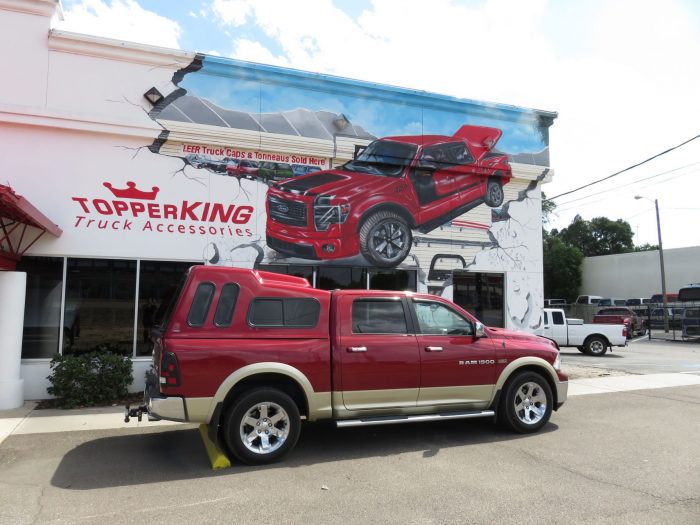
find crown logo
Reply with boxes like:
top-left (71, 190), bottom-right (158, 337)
top-left (103, 181), bottom-right (160, 200)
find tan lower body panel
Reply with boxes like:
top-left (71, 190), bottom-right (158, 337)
top-left (417, 384), bottom-right (495, 406)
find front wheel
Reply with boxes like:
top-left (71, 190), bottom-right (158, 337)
top-left (499, 371), bottom-right (553, 433)
top-left (584, 335), bottom-right (607, 356)
top-left (359, 210), bottom-right (412, 268)
top-left (484, 178), bottom-right (504, 207)
top-left (223, 388), bottom-right (301, 465)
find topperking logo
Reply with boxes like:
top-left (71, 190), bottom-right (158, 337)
top-left (71, 181), bottom-right (253, 237)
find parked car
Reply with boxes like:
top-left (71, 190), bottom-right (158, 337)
top-left (648, 307), bottom-right (683, 330)
top-left (258, 162), bottom-right (293, 181)
top-left (185, 154), bottom-right (210, 168)
top-left (126, 266), bottom-right (568, 464)
top-left (292, 164), bottom-right (322, 177)
top-left (542, 308), bottom-right (627, 356)
top-left (650, 293), bottom-right (679, 304)
top-left (207, 156), bottom-right (239, 173)
top-left (226, 159), bottom-right (260, 178)
top-left (593, 307), bottom-right (646, 337)
top-left (598, 298), bottom-right (627, 307)
top-left (678, 284), bottom-right (700, 302)
top-left (266, 125), bottom-right (512, 267)
top-left (625, 298), bottom-right (651, 306)
top-left (544, 299), bottom-right (567, 308)
top-left (681, 307), bottom-right (700, 338)
top-left (575, 295), bottom-right (603, 305)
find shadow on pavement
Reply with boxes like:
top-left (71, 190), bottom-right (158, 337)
top-left (50, 419), bottom-right (558, 490)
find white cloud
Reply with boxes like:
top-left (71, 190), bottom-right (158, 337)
top-left (209, 0), bottom-right (700, 248)
top-left (57, 0), bottom-right (181, 49)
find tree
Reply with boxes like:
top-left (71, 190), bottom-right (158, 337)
top-left (558, 215), bottom-right (634, 256)
top-left (543, 232), bottom-right (583, 302)
top-left (634, 243), bottom-right (659, 252)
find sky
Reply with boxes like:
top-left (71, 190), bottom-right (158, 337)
top-left (55, 0), bottom-right (700, 250)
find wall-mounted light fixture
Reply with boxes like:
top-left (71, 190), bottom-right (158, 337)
top-left (143, 87), bottom-right (164, 106)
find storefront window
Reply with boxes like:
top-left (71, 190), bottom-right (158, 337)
top-left (453, 271), bottom-right (504, 327)
top-left (65, 258), bottom-right (136, 355)
top-left (17, 256), bottom-right (64, 359)
top-left (317, 267), bottom-right (367, 290)
top-left (137, 261), bottom-right (196, 356)
top-left (369, 270), bottom-right (417, 292)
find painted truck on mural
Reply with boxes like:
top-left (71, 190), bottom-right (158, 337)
top-left (266, 125), bottom-right (511, 267)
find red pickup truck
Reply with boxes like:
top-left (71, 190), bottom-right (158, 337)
top-left (266, 125), bottom-right (511, 267)
top-left (593, 307), bottom-right (646, 337)
top-left (131, 266), bottom-right (567, 464)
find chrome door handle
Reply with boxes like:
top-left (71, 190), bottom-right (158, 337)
top-left (348, 346), bottom-right (367, 352)
top-left (425, 346), bottom-right (443, 352)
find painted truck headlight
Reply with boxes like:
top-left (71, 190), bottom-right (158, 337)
top-left (313, 194), bottom-right (350, 231)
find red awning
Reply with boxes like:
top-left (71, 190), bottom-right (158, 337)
top-left (0, 184), bottom-right (62, 270)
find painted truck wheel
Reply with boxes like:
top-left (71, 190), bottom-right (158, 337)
top-left (359, 211), bottom-right (412, 268)
top-left (484, 178), bottom-right (504, 207)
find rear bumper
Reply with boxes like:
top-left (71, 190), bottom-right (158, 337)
top-left (145, 384), bottom-right (186, 422)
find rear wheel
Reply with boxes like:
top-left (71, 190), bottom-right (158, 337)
top-left (584, 335), bottom-right (607, 356)
top-left (223, 388), bottom-right (301, 465)
top-left (499, 371), bottom-right (553, 433)
top-left (484, 178), bottom-right (504, 207)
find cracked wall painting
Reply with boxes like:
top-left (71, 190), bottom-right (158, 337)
top-left (14, 54), bottom-right (553, 332)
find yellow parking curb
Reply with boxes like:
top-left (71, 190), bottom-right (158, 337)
top-left (198, 424), bottom-right (231, 469)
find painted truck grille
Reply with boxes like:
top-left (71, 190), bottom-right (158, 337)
top-left (268, 196), bottom-right (307, 227)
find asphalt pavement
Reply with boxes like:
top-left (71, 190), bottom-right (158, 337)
top-left (1, 372), bottom-right (699, 524)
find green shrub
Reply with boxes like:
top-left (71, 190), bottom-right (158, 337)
top-left (47, 349), bottom-right (133, 409)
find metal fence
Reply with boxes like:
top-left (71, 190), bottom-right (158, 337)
top-left (549, 303), bottom-right (700, 343)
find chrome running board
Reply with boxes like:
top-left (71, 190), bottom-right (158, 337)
top-left (336, 410), bottom-right (495, 428)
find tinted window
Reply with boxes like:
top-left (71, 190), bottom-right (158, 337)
top-left (544, 311), bottom-right (549, 324)
top-left (412, 301), bottom-right (473, 336)
top-left (249, 298), bottom-right (320, 328)
top-left (188, 283), bottom-right (215, 327)
top-left (214, 284), bottom-right (240, 327)
top-left (352, 300), bottom-right (407, 334)
top-left (249, 299), bottom-right (283, 326)
top-left (552, 311), bottom-right (564, 325)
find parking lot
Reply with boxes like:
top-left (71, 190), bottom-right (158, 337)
top-left (2, 340), bottom-right (699, 525)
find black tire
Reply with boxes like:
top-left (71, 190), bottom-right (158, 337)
top-left (359, 210), bottom-right (412, 268)
top-left (577, 346), bottom-right (585, 353)
top-left (584, 335), bottom-right (607, 356)
top-left (223, 388), bottom-right (301, 465)
top-left (499, 371), bottom-right (553, 433)
top-left (484, 178), bottom-right (504, 207)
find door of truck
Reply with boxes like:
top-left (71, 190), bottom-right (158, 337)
top-left (338, 295), bottom-right (420, 410)
top-left (543, 310), bottom-right (567, 344)
top-left (409, 299), bottom-right (496, 407)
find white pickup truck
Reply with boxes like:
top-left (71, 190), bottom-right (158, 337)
top-left (542, 308), bottom-right (628, 356)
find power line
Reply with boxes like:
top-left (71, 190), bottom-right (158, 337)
top-left (548, 134), bottom-right (700, 201)
top-left (553, 162), bottom-right (700, 208)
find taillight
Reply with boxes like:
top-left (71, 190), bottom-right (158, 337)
top-left (623, 326), bottom-right (628, 337)
top-left (160, 352), bottom-right (181, 387)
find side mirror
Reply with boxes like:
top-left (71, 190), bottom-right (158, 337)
top-left (474, 321), bottom-right (486, 338)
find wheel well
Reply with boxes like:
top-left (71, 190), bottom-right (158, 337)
top-left (358, 203), bottom-right (415, 232)
top-left (502, 365), bottom-right (559, 408)
top-left (221, 373), bottom-right (309, 420)
top-left (584, 334), bottom-right (610, 348)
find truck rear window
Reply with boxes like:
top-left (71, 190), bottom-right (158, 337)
top-left (248, 298), bottom-right (320, 328)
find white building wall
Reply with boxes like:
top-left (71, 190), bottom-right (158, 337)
top-left (581, 246), bottom-right (700, 298)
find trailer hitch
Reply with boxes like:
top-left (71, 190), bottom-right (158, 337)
top-left (124, 404), bottom-right (148, 423)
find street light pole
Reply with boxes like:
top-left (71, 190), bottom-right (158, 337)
top-left (635, 195), bottom-right (669, 332)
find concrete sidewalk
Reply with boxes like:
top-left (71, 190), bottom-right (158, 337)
top-left (2, 372), bottom-right (700, 445)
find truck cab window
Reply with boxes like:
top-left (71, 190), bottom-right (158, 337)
top-left (352, 300), bottom-right (407, 334)
top-left (412, 301), bottom-right (473, 336)
top-left (552, 311), bottom-right (564, 325)
top-left (544, 311), bottom-right (549, 324)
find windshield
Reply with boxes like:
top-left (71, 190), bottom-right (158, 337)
top-left (342, 140), bottom-right (417, 177)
